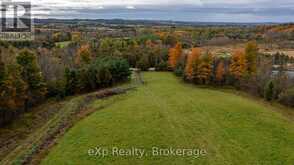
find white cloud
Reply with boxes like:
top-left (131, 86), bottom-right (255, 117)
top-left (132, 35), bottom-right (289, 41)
top-left (31, 0), bottom-right (203, 8)
top-left (126, 5), bottom-right (136, 9)
top-left (28, 0), bottom-right (204, 17)
top-left (7, 0), bottom-right (293, 22)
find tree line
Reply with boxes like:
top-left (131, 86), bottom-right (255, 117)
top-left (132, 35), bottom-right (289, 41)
top-left (168, 41), bottom-right (294, 107)
top-left (2, 28), bottom-right (294, 126)
top-left (0, 45), bottom-right (131, 126)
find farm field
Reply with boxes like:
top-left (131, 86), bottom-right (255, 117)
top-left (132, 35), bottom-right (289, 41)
top-left (42, 72), bottom-right (294, 165)
top-left (204, 44), bottom-right (294, 57)
top-left (55, 41), bottom-right (72, 48)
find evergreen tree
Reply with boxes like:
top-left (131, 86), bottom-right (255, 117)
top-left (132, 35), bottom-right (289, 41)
top-left (264, 80), bottom-right (275, 101)
top-left (64, 68), bottom-right (78, 95)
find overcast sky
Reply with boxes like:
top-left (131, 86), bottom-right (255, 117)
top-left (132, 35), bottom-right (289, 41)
top-left (6, 0), bottom-right (294, 22)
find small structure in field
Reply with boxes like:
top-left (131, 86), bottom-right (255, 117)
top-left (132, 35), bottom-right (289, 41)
top-left (148, 68), bottom-right (156, 71)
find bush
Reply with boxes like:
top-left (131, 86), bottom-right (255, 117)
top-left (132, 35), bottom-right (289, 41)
top-left (174, 63), bottom-right (185, 77)
top-left (46, 81), bottom-right (66, 100)
top-left (278, 87), bottom-right (294, 107)
top-left (136, 56), bottom-right (150, 71)
top-left (155, 61), bottom-right (168, 71)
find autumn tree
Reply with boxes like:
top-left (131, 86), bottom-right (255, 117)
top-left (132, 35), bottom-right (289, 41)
top-left (75, 44), bottom-right (92, 65)
top-left (53, 32), bottom-right (71, 42)
top-left (0, 57), bottom-right (4, 84)
top-left (185, 48), bottom-right (201, 80)
top-left (216, 60), bottom-right (225, 83)
top-left (229, 49), bottom-right (247, 80)
top-left (245, 41), bottom-right (258, 75)
top-left (16, 49), bottom-right (47, 107)
top-left (72, 32), bottom-right (81, 42)
top-left (99, 38), bottom-right (114, 56)
top-left (168, 42), bottom-right (182, 69)
top-left (144, 40), bottom-right (155, 67)
top-left (160, 33), bottom-right (177, 46)
top-left (137, 55), bottom-right (150, 71)
top-left (0, 64), bottom-right (27, 109)
top-left (126, 40), bottom-right (140, 67)
top-left (53, 32), bottom-right (62, 42)
top-left (196, 52), bottom-right (213, 84)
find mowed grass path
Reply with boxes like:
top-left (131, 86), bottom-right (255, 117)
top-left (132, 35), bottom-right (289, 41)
top-left (42, 72), bottom-right (294, 165)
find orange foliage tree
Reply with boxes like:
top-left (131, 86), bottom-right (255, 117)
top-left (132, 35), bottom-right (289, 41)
top-left (229, 49), bottom-right (247, 80)
top-left (216, 60), bottom-right (225, 83)
top-left (75, 44), bottom-right (92, 65)
top-left (185, 48), bottom-right (201, 80)
top-left (168, 42), bottom-right (182, 69)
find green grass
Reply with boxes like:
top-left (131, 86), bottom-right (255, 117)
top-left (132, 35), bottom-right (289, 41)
top-left (55, 41), bottom-right (71, 48)
top-left (42, 72), bottom-right (294, 165)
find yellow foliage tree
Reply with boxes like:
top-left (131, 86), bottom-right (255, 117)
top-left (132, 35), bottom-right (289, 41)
top-left (72, 32), bottom-right (82, 42)
top-left (75, 44), bottom-right (92, 65)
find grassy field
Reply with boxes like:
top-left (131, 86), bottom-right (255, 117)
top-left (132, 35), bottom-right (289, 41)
top-left (42, 72), bottom-right (294, 165)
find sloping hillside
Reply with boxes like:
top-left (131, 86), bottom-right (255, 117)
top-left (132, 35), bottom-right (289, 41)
top-left (42, 72), bottom-right (294, 165)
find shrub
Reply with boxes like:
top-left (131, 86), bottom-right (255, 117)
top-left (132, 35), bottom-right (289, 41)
top-left (46, 81), bottom-right (66, 99)
top-left (136, 56), bottom-right (150, 71)
top-left (174, 62), bottom-right (185, 77)
top-left (278, 87), bottom-right (294, 107)
top-left (155, 61), bottom-right (168, 71)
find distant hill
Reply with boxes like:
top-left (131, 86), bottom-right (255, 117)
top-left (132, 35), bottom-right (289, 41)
top-left (34, 19), bottom-right (276, 27)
